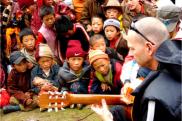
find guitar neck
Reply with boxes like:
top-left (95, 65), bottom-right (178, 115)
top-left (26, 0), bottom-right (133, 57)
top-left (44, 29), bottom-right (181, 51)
top-left (68, 94), bottom-right (126, 105)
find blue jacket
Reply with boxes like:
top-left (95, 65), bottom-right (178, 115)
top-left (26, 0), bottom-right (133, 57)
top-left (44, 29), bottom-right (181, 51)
top-left (31, 64), bottom-right (60, 94)
top-left (58, 61), bottom-right (91, 94)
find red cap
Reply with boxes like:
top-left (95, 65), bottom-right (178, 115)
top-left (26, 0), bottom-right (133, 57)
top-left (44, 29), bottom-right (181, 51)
top-left (66, 40), bottom-right (86, 58)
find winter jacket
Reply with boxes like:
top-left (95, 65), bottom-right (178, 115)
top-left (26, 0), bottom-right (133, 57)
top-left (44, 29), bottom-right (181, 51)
top-left (58, 61), bottom-right (91, 94)
top-left (31, 64), bottom-right (60, 94)
top-left (132, 40), bottom-right (181, 121)
top-left (7, 69), bottom-right (32, 105)
top-left (89, 59), bottom-right (123, 94)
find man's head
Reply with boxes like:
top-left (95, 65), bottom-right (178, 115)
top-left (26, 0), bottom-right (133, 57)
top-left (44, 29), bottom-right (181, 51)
top-left (10, 51), bottom-right (28, 73)
top-left (89, 50), bottom-right (110, 75)
top-left (126, 17), bottom-right (169, 70)
top-left (66, 40), bottom-right (86, 73)
top-left (19, 28), bottom-right (36, 51)
top-left (89, 34), bottom-right (106, 52)
top-left (157, 5), bottom-right (181, 38)
top-left (39, 6), bottom-right (55, 28)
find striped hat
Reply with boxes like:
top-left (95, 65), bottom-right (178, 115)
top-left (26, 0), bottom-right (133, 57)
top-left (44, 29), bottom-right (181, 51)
top-left (88, 49), bottom-right (109, 65)
top-left (35, 43), bottom-right (54, 61)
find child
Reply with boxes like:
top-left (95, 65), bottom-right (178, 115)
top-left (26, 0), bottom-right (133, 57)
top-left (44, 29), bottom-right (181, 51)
top-left (6, 51), bottom-right (38, 113)
top-left (31, 43), bottom-right (60, 94)
top-left (103, 0), bottom-right (124, 32)
top-left (20, 28), bottom-right (37, 69)
top-left (90, 15), bottom-right (105, 36)
top-left (88, 49), bottom-right (123, 94)
top-left (89, 34), bottom-right (124, 62)
top-left (58, 40), bottom-right (91, 109)
top-left (36, 6), bottom-right (61, 64)
top-left (104, 18), bottom-right (129, 59)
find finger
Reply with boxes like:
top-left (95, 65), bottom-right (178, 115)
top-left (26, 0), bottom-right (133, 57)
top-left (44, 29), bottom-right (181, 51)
top-left (101, 99), bottom-right (108, 110)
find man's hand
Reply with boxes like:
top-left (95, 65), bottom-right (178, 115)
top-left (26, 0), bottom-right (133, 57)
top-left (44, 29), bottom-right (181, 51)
top-left (91, 99), bottom-right (113, 121)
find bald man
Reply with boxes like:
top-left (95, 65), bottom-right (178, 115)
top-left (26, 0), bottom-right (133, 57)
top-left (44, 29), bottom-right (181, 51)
top-left (91, 17), bottom-right (181, 121)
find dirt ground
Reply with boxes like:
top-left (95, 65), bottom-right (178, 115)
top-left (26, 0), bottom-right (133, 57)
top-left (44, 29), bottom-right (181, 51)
top-left (0, 107), bottom-right (102, 121)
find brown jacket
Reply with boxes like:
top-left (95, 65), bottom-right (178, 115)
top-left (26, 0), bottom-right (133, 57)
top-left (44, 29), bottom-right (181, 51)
top-left (80, 0), bottom-right (108, 28)
top-left (122, 1), bottom-right (156, 32)
top-left (7, 69), bottom-right (32, 105)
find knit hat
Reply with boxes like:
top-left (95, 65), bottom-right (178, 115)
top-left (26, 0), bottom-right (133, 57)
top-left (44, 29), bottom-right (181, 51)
top-left (157, 5), bottom-right (181, 32)
top-left (88, 49), bottom-right (109, 65)
top-left (9, 51), bottom-right (26, 65)
top-left (66, 40), bottom-right (86, 58)
top-left (35, 43), bottom-right (54, 61)
top-left (103, 19), bottom-right (120, 30)
top-left (103, 0), bottom-right (122, 12)
top-left (17, 0), bottom-right (35, 10)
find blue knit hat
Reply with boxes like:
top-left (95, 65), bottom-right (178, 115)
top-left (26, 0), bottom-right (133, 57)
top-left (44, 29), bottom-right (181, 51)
top-left (103, 19), bottom-right (120, 30)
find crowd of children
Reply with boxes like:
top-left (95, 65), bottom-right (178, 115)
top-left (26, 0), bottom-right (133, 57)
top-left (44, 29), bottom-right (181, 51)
top-left (0, 0), bottom-right (181, 121)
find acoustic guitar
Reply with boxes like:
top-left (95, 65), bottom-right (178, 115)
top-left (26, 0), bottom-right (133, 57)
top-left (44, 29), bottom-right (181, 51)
top-left (38, 91), bottom-right (133, 111)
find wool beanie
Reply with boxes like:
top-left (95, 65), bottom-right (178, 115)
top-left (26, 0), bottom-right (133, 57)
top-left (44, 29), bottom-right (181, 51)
top-left (103, 19), bottom-right (120, 30)
top-left (17, 0), bottom-right (35, 10)
top-left (35, 43), bottom-right (54, 61)
top-left (66, 40), bottom-right (86, 58)
top-left (88, 49), bottom-right (109, 65)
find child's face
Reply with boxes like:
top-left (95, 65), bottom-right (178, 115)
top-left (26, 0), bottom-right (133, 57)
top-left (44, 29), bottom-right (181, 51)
top-left (67, 57), bottom-right (84, 73)
top-left (104, 25), bottom-right (120, 41)
top-left (93, 58), bottom-right (110, 76)
top-left (91, 38), bottom-right (106, 52)
top-left (91, 17), bottom-right (103, 34)
top-left (38, 57), bottom-right (53, 71)
top-left (13, 59), bottom-right (28, 73)
top-left (43, 14), bottom-right (55, 28)
top-left (105, 8), bottom-right (120, 19)
top-left (22, 35), bottom-right (35, 51)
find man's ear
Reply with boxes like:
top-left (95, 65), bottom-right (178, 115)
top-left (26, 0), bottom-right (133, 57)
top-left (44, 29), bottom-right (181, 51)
top-left (145, 42), bottom-right (154, 56)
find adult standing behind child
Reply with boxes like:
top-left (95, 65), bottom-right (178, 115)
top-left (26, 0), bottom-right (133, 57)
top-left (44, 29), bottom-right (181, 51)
top-left (31, 43), bottom-right (60, 94)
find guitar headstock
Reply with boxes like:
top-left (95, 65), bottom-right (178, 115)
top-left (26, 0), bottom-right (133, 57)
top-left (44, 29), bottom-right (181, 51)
top-left (38, 91), bottom-right (71, 110)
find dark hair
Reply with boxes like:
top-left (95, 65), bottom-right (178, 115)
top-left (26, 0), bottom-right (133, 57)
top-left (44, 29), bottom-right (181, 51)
top-left (39, 5), bottom-right (55, 20)
top-left (55, 15), bottom-right (73, 33)
top-left (91, 14), bottom-right (105, 23)
top-left (89, 34), bottom-right (105, 46)
top-left (19, 28), bottom-right (36, 42)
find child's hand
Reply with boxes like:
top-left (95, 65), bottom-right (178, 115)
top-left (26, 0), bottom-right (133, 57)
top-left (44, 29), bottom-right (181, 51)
top-left (101, 83), bottom-right (111, 92)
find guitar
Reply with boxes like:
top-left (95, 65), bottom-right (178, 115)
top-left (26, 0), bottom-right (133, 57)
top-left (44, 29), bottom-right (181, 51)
top-left (38, 91), bottom-right (133, 110)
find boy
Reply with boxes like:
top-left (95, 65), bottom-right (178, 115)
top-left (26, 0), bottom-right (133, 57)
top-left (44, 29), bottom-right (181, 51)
top-left (58, 40), bottom-right (91, 109)
top-left (103, 0), bottom-right (124, 32)
top-left (20, 28), bottom-right (37, 69)
top-left (104, 19), bottom-right (129, 59)
top-left (36, 6), bottom-right (61, 64)
top-left (6, 51), bottom-right (37, 113)
top-left (88, 49), bottom-right (123, 94)
top-left (89, 34), bottom-right (123, 62)
top-left (31, 43), bottom-right (60, 94)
